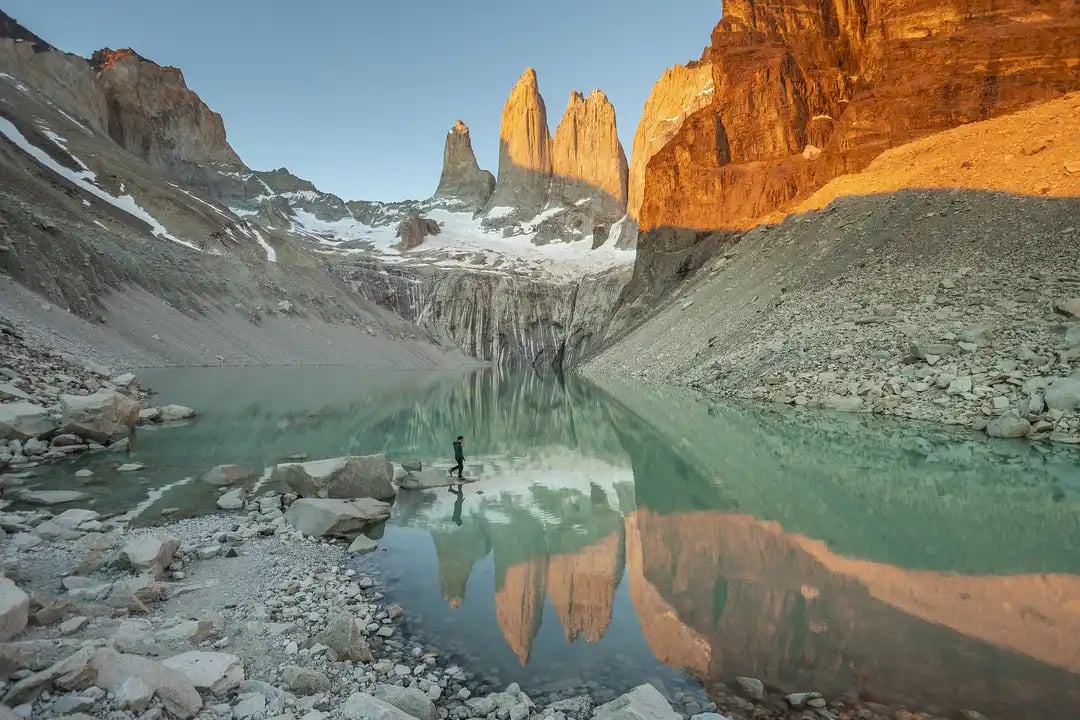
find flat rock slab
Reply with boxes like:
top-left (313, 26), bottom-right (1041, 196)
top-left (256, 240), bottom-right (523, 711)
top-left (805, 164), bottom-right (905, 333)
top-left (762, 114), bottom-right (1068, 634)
top-left (594, 684), bottom-right (680, 720)
top-left (15, 490), bottom-right (91, 506)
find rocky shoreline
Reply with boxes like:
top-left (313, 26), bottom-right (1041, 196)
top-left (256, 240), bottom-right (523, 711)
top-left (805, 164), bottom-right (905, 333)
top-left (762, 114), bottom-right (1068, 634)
top-left (0, 473), bottom-right (992, 720)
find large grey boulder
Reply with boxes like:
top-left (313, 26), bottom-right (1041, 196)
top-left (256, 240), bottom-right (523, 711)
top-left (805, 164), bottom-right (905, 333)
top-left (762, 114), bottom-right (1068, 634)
top-left (0, 578), bottom-right (29, 641)
top-left (217, 488), bottom-right (245, 511)
top-left (201, 465), bottom-right (255, 486)
top-left (161, 651), bottom-right (243, 694)
top-left (0, 402), bottom-right (57, 441)
top-left (158, 405), bottom-right (197, 422)
top-left (315, 613), bottom-right (374, 662)
top-left (986, 413), bottom-right (1032, 439)
top-left (375, 684), bottom-right (437, 720)
top-left (284, 498), bottom-right (391, 538)
top-left (273, 455), bottom-right (394, 500)
top-left (1045, 376), bottom-right (1080, 411)
top-left (60, 391), bottom-right (139, 443)
top-left (111, 534), bottom-right (179, 578)
top-left (594, 684), bottom-right (680, 720)
top-left (342, 693), bottom-right (417, 720)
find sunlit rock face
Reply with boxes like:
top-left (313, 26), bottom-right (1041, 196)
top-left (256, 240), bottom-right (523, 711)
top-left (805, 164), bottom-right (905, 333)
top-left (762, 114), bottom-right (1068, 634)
top-left (636, 0), bottom-right (1080, 233)
top-left (484, 68), bottom-right (553, 227)
top-left (481, 69), bottom-right (631, 247)
top-left (545, 531), bottom-right (624, 643)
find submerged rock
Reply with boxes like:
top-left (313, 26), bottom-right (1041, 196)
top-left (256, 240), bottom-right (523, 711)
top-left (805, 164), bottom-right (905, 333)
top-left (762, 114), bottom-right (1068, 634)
top-left (201, 464), bottom-right (255, 486)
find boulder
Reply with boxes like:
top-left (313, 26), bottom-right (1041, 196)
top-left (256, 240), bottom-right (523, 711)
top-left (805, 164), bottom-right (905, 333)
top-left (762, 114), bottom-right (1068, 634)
top-left (281, 666), bottom-right (329, 696)
top-left (158, 405), bottom-right (196, 422)
top-left (115, 675), bottom-right (154, 711)
top-left (90, 648), bottom-right (203, 719)
top-left (315, 613), bottom-right (374, 662)
top-left (137, 408), bottom-right (161, 424)
top-left (217, 488), bottom-right (245, 511)
top-left (347, 535), bottom-right (378, 555)
top-left (1054, 298), bottom-right (1080, 318)
top-left (910, 341), bottom-right (957, 362)
top-left (342, 693), bottom-right (417, 720)
top-left (60, 391), bottom-right (139, 443)
top-left (733, 677), bottom-right (764, 701)
top-left (0, 403), bottom-right (57, 441)
top-left (594, 684), bottom-right (680, 720)
top-left (400, 459), bottom-right (423, 472)
top-left (394, 213), bottom-right (441, 251)
top-left (986, 413), bottom-right (1032, 439)
top-left (234, 692), bottom-right (266, 719)
top-left (32, 510), bottom-right (99, 541)
top-left (0, 579), bottom-right (29, 641)
top-left (112, 534), bottom-right (179, 578)
top-left (161, 651), bottom-right (243, 694)
top-left (273, 455), bottom-right (395, 500)
top-left (1045, 376), bottom-right (1080, 411)
top-left (285, 498), bottom-right (390, 538)
top-left (202, 464), bottom-right (255, 486)
top-left (375, 684), bottom-right (437, 720)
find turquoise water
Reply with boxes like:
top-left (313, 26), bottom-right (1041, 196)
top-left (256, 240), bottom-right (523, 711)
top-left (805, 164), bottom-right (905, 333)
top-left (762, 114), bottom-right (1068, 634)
top-left (17, 367), bottom-right (1080, 717)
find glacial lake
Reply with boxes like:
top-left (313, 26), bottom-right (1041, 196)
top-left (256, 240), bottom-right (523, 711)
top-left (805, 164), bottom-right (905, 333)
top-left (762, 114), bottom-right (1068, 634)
top-left (16, 367), bottom-right (1080, 718)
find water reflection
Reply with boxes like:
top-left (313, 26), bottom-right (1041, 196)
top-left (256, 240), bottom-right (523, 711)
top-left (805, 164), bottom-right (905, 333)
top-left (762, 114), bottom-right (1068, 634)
top-left (19, 367), bottom-right (1080, 715)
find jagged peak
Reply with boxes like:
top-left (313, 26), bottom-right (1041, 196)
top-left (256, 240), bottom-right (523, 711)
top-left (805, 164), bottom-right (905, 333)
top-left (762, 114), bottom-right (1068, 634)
top-left (0, 10), bottom-right (55, 53)
top-left (450, 119), bottom-right (470, 135)
top-left (517, 67), bottom-right (539, 87)
top-left (91, 47), bottom-right (155, 72)
top-left (567, 90), bottom-right (586, 106)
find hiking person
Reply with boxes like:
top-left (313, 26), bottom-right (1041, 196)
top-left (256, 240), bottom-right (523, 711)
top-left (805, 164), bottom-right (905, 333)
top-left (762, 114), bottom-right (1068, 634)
top-left (450, 435), bottom-right (465, 479)
top-left (449, 483), bottom-right (465, 525)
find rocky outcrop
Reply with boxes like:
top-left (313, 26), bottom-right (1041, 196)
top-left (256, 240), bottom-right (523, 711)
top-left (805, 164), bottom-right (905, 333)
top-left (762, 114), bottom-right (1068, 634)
top-left (637, 0), bottom-right (1080, 234)
top-left (90, 48), bottom-right (242, 177)
top-left (433, 120), bottom-right (495, 211)
top-left (484, 68), bottom-right (552, 225)
top-left (394, 213), bottom-right (440, 251)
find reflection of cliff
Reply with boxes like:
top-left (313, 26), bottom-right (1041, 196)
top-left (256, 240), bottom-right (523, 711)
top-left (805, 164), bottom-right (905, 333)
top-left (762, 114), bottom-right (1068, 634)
top-left (431, 523), bottom-right (490, 608)
top-left (495, 558), bottom-right (547, 665)
top-left (626, 508), bottom-right (1080, 718)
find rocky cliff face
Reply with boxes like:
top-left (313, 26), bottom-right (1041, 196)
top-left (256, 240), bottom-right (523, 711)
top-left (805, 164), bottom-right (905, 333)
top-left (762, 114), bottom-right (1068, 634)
top-left (637, 0), bottom-right (1080, 234)
top-left (341, 260), bottom-right (628, 371)
top-left (626, 63), bottom-right (714, 224)
top-left (433, 120), bottom-right (495, 211)
top-left (482, 69), bottom-right (631, 247)
top-left (90, 48), bottom-right (243, 178)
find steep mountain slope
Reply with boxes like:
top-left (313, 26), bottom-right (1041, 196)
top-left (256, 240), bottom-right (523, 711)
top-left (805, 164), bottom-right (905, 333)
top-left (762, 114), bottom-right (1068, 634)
top-left (587, 95), bottom-right (1080, 441)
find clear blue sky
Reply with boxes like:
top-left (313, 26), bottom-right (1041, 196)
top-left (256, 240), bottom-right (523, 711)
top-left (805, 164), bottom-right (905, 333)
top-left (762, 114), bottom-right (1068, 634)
top-left (2, 0), bottom-right (719, 202)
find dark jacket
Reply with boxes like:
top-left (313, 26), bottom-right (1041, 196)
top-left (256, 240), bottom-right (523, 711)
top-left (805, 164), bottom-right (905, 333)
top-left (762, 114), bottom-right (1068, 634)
top-left (453, 440), bottom-right (464, 462)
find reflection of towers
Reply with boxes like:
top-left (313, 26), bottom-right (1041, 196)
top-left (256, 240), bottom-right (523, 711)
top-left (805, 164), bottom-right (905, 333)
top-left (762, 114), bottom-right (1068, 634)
top-left (495, 558), bottom-right (548, 664)
top-left (431, 524), bottom-right (490, 608)
top-left (547, 531), bottom-right (625, 643)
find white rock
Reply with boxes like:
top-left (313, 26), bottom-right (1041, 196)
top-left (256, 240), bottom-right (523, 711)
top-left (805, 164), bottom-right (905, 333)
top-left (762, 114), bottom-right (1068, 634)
top-left (342, 693), bottom-right (417, 720)
top-left (113, 533), bottom-right (179, 578)
top-left (217, 488), bottom-right (246, 511)
top-left (234, 692), bottom-right (267, 719)
top-left (0, 402), bottom-right (57, 440)
top-left (158, 405), bottom-right (197, 421)
top-left (593, 684), bottom-right (680, 720)
top-left (284, 498), bottom-right (391, 538)
top-left (0, 576), bottom-right (30, 641)
top-left (59, 615), bottom-right (89, 635)
top-left (61, 390), bottom-right (139, 443)
top-left (116, 675), bottom-right (154, 711)
top-left (161, 651), bottom-right (244, 694)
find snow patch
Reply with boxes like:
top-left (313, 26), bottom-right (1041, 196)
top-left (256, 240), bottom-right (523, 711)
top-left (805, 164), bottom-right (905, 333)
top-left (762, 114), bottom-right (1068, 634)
top-left (168, 183), bottom-right (230, 218)
top-left (0, 118), bottom-right (197, 250)
top-left (249, 224), bottom-right (277, 263)
top-left (0, 73), bottom-right (30, 94)
top-left (485, 205), bottom-right (515, 220)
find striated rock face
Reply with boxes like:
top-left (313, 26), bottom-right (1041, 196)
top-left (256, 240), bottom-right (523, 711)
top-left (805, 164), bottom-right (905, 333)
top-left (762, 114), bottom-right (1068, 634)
top-left (637, 0), bottom-right (1080, 234)
top-left (341, 261), bottom-right (628, 371)
top-left (627, 63), bottom-right (714, 223)
top-left (90, 48), bottom-right (243, 178)
top-left (433, 120), bottom-right (495, 211)
top-left (485, 68), bottom-right (552, 224)
top-left (549, 90), bottom-right (628, 214)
